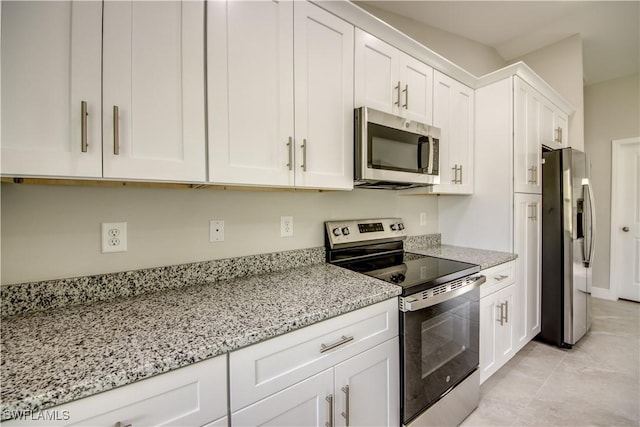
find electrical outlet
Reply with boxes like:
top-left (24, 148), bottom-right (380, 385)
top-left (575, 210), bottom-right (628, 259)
top-left (281, 216), bottom-right (293, 237)
top-left (210, 220), bottom-right (224, 242)
top-left (420, 212), bottom-right (427, 226)
top-left (101, 222), bottom-right (127, 253)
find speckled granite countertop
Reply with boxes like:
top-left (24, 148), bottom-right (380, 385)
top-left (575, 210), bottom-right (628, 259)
top-left (406, 243), bottom-right (517, 270)
top-left (1, 263), bottom-right (400, 418)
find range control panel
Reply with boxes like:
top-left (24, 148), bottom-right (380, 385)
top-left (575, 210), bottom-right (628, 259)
top-left (325, 218), bottom-right (407, 248)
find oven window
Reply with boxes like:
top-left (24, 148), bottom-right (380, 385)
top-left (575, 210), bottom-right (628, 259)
top-left (421, 301), bottom-right (470, 378)
top-left (401, 287), bottom-right (479, 424)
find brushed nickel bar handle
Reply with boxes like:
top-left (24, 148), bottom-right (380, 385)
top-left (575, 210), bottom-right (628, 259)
top-left (81, 101), bottom-right (88, 153)
top-left (341, 385), bottom-right (350, 426)
top-left (301, 139), bottom-right (307, 172)
top-left (495, 274), bottom-right (509, 282)
top-left (287, 137), bottom-right (293, 171)
top-left (533, 202), bottom-right (538, 222)
top-left (320, 335), bottom-right (353, 353)
top-left (451, 165), bottom-right (457, 183)
top-left (325, 394), bottom-right (334, 427)
top-left (498, 303), bottom-right (504, 326)
top-left (113, 105), bottom-right (120, 155)
top-left (533, 165), bottom-right (537, 185)
top-left (458, 165), bottom-right (463, 184)
top-left (504, 300), bottom-right (509, 323)
top-left (394, 81), bottom-right (401, 106)
top-left (402, 84), bottom-right (408, 109)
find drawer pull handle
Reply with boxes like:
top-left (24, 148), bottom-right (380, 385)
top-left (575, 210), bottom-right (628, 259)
top-left (495, 274), bottom-right (509, 281)
top-left (320, 335), bottom-right (354, 353)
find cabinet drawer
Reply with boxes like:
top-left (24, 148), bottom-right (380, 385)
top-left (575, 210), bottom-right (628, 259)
top-left (230, 298), bottom-right (398, 412)
top-left (480, 261), bottom-right (516, 298)
top-left (3, 355), bottom-right (227, 427)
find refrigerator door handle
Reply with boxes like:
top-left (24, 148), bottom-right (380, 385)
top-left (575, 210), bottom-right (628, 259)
top-left (583, 182), bottom-right (596, 267)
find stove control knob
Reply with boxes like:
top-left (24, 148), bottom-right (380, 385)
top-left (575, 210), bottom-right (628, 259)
top-left (341, 227), bottom-right (350, 236)
top-left (390, 224), bottom-right (398, 231)
top-left (398, 223), bottom-right (405, 231)
top-left (332, 227), bottom-right (342, 236)
top-left (390, 273), bottom-right (406, 284)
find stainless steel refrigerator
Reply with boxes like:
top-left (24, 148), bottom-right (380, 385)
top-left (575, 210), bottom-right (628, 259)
top-left (540, 148), bottom-right (595, 348)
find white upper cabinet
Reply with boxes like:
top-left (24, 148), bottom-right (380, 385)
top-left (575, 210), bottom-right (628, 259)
top-left (355, 29), bottom-right (433, 125)
top-left (1, 0), bottom-right (206, 182)
top-left (540, 97), bottom-right (569, 150)
top-left (513, 77), bottom-right (542, 194)
top-left (208, 0), bottom-right (354, 190)
top-left (208, 0), bottom-right (294, 187)
top-left (293, 1), bottom-right (354, 189)
top-left (431, 71), bottom-right (474, 194)
top-left (102, 1), bottom-right (205, 182)
top-left (1, 1), bottom-right (102, 177)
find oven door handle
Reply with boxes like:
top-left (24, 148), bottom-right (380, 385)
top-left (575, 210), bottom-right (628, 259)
top-left (400, 275), bottom-right (486, 312)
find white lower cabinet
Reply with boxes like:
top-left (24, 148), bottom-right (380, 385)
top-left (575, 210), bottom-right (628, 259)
top-left (3, 355), bottom-right (227, 427)
top-left (479, 261), bottom-right (517, 384)
top-left (232, 368), bottom-right (334, 427)
top-left (229, 298), bottom-right (399, 427)
top-left (232, 338), bottom-right (399, 427)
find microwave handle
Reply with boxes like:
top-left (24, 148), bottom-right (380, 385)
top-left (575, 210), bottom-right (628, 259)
top-left (417, 136), bottom-right (435, 174)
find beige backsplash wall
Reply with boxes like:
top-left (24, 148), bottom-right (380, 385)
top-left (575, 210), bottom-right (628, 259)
top-left (0, 183), bottom-right (438, 284)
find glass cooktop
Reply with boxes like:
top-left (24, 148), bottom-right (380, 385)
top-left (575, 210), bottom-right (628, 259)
top-left (338, 252), bottom-right (479, 296)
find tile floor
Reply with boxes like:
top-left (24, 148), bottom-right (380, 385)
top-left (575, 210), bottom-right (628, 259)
top-left (462, 297), bottom-right (640, 426)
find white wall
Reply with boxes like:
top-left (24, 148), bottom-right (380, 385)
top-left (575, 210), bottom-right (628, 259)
top-left (584, 73), bottom-right (640, 291)
top-left (353, 2), bottom-right (506, 77)
top-left (511, 34), bottom-right (585, 150)
top-left (0, 183), bottom-right (438, 284)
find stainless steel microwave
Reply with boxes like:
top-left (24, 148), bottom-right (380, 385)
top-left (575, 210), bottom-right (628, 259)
top-left (354, 107), bottom-right (440, 189)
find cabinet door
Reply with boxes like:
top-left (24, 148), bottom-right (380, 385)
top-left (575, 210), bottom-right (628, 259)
top-left (513, 77), bottom-right (542, 194)
top-left (398, 55), bottom-right (433, 125)
top-left (514, 193), bottom-right (542, 350)
top-left (208, 0), bottom-right (294, 187)
top-left (1, 0), bottom-right (102, 177)
top-left (334, 338), bottom-right (399, 427)
top-left (480, 284), bottom-right (515, 384)
top-left (555, 111), bottom-right (569, 146)
top-left (479, 293), bottom-right (499, 383)
top-left (540, 98), bottom-right (569, 150)
top-left (354, 29), bottom-right (400, 115)
top-left (232, 369), bottom-right (334, 427)
top-left (293, 2), bottom-right (354, 190)
top-left (431, 71), bottom-right (474, 194)
top-left (102, 0), bottom-right (206, 182)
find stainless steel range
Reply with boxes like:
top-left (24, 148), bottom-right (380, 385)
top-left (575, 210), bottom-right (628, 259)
top-left (325, 218), bottom-right (485, 427)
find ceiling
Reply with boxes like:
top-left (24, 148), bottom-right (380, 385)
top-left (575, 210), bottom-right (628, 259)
top-left (356, 1), bottom-right (639, 85)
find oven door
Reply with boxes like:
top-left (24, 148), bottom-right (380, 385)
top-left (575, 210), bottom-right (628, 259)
top-left (400, 286), bottom-right (479, 425)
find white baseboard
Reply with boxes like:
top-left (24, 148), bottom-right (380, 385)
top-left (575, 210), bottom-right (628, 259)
top-left (591, 286), bottom-right (617, 301)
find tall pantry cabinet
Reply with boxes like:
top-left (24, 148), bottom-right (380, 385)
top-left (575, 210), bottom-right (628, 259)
top-left (439, 70), bottom-right (573, 377)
